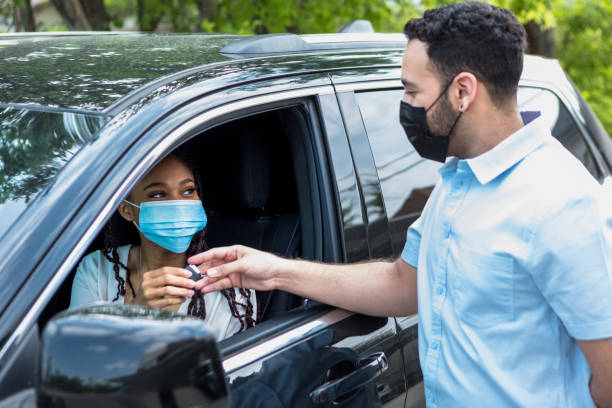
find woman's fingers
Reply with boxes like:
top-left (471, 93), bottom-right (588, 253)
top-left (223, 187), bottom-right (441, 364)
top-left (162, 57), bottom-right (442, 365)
top-left (134, 266), bottom-right (198, 309)
top-left (143, 267), bottom-right (195, 289)
top-left (150, 296), bottom-right (186, 308)
top-left (143, 284), bottom-right (195, 299)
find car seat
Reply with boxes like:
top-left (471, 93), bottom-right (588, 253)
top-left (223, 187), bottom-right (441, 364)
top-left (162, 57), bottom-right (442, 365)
top-left (198, 116), bottom-right (303, 320)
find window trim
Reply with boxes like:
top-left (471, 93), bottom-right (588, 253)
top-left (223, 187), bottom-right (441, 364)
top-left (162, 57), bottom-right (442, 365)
top-left (334, 78), bottom-right (608, 181)
top-left (0, 85), bottom-right (339, 371)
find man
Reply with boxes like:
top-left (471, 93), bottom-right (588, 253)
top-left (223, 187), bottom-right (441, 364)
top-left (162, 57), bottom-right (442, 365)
top-left (190, 2), bottom-right (612, 406)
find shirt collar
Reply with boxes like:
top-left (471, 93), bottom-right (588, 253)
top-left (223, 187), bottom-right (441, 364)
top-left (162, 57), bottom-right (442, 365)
top-left (462, 115), bottom-right (549, 185)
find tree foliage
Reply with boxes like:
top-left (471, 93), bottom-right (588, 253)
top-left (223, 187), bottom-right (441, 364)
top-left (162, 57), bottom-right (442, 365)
top-left (0, 0), bottom-right (610, 135)
top-left (553, 0), bottom-right (612, 137)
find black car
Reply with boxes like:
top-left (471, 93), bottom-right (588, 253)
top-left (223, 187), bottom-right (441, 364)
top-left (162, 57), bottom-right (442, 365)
top-left (0, 31), bottom-right (611, 408)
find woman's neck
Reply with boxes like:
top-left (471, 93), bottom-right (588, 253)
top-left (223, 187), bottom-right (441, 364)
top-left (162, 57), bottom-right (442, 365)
top-left (139, 240), bottom-right (186, 271)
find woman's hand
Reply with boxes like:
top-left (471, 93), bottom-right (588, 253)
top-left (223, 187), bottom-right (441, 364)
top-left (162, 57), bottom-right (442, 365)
top-left (189, 245), bottom-right (285, 293)
top-left (131, 266), bottom-right (196, 310)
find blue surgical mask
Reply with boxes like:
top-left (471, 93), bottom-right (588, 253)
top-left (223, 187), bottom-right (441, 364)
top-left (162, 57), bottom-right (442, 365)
top-left (124, 199), bottom-right (207, 253)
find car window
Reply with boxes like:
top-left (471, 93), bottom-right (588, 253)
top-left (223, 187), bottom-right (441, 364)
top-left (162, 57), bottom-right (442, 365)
top-left (355, 89), bottom-right (440, 255)
top-left (357, 86), bottom-right (602, 255)
top-left (355, 89), bottom-right (440, 219)
top-left (517, 86), bottom-right (601, 179)
top-left (0, 107), bottom-right (108, 239)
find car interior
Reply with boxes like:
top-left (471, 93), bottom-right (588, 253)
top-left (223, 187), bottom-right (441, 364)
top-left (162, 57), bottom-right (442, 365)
top-left (38, 103), bottom-right (336, 340)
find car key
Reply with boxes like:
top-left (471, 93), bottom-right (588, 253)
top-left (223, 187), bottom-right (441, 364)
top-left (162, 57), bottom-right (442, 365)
top-left (185, 264), bottom-right (206, 282)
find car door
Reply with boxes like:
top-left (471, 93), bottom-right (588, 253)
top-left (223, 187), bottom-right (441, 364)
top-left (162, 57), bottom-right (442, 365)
top-left (0, 72), bottom-right (414, 407)
top-left (163, 78), bottom-right (412, 407)
top-left (331, 68), bottom-right (435, 408)
top-left (330, 65), bottom-right (612, 408)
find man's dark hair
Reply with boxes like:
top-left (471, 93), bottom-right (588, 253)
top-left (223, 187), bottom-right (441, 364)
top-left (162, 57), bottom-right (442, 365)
top-left (404, 1), bottom-right (527, 106)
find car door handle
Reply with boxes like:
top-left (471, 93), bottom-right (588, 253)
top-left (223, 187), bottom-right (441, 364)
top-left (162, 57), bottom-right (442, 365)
top-left (309, 351), bottom-right (388, 404)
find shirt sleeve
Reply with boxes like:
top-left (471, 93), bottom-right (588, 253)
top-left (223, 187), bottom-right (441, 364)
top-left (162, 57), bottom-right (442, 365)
top-left (526, 190), bottom-right (612, 340)
top-left (69, 251), bottom-right (102, 309)
top-left (401, 216), bottom-right (423, 268)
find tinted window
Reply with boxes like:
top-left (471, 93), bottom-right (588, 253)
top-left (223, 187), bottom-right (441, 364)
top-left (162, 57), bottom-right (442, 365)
top-left (517, 87), bottom-right (601, 179)
top-left (358, 86), bottom-right (601, 255)
top-left (0, 107), bottom-right (108, 238)
top-left (356, 89), bottom-right (440, 255)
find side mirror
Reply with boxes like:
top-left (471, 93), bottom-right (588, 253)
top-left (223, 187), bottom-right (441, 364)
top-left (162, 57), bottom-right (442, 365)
top-left (38, 305), bottom-right (229, 408)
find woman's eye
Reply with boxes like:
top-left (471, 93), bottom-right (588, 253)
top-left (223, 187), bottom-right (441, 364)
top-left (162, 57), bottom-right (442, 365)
top-left (183, 188), bottom-right (196, 196)
top-left (149, 192), bottom-right (165, 199)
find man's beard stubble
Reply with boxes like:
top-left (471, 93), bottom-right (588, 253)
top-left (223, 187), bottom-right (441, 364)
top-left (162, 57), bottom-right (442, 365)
top-left (428, 91), bottom-right (460, 139)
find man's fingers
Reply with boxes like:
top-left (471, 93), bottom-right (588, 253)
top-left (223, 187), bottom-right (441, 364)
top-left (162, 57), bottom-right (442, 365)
top-left (193, 275), bottom-right (222, 290)
top-left (194, 259), bottom-right (225, 275)
top-left (201, 257), bottom-right (247, 279)
top-left (200, 277), bottom-right (234, 293)
top-left (188, 246), bottom-right (240, 265)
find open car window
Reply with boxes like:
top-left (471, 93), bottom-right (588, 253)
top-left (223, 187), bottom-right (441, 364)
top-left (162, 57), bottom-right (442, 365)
top-left (41, 104), bottom-right (323, 341)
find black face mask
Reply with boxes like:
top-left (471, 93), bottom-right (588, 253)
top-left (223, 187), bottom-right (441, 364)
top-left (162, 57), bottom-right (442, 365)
top-left (399, 82), bottom-right (462, 163)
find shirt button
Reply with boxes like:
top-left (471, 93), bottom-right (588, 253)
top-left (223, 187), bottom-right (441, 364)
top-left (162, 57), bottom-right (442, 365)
top-left (431, 340), bottom-right (440, 350)
top-left (436, 286), bottom-right (444, 296)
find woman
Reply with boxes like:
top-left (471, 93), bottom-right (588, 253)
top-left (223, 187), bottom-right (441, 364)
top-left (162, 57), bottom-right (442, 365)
top-left (70, 148), bottom-right (258, 339)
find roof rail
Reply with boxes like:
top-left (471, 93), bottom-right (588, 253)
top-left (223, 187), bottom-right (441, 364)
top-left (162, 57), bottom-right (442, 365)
top-left (220, 33), bottom-right (313, 55)
top-left (340, 20), bottom-right (375, 33)
top-left (220, 33), bottom-right (406, 56)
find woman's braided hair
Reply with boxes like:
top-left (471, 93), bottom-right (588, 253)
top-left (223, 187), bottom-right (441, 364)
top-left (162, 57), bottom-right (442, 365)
top-left (101, 147), bottom-right (258, 332)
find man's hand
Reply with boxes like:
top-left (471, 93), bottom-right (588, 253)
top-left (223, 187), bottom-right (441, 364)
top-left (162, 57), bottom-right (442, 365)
top-left (189, 245), bottom-right (418, 317)
top-left (131, 266), bottom-right (196, 310)
top-left (189, 245), bottom-right (285, 293)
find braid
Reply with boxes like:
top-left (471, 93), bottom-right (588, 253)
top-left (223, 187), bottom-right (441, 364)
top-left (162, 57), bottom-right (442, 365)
top-left (102, 212), bottom-right (139, 301)
top-left (175, 145), bottom-right (259, 331)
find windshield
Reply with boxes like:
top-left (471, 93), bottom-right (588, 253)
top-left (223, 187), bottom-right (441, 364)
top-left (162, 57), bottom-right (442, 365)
top-left (0, 107), bottom-right (108, 238)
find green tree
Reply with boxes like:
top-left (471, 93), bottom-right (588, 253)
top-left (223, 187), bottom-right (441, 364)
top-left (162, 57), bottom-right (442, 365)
top-left (2, 0), bottom-right (611, 135)
top-left (554, 1), bottom-right (612, 136)
top-left (420, 0), bottom-right (612, 135)
top-left (0, 0), bottom-right (35, 31)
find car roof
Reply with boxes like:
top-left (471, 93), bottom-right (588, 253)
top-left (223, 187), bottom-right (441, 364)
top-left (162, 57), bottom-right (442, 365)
top-left (0, 32), bottom-right (240, 113)
top-left (0, 31), bottom-right (566, 115)
top-left (0, 32), bottom-right (407, 114)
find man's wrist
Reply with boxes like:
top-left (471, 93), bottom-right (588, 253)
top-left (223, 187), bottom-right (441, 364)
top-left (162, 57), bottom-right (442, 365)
top-left (271, 256), bottom-right (300, 292)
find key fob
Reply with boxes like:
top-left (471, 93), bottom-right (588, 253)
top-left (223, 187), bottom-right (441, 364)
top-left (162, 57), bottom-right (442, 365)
top-left (185, 264), bottom-right (203, 282)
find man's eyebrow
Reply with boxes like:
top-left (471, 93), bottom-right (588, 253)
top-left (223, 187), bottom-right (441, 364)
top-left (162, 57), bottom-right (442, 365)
top-left (401, 78), bottom-right (418, 89)
top-left (143, 182), bottom-right (167, 190)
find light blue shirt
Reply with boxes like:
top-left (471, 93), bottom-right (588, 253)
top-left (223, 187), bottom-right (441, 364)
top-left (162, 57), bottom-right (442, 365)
top-left (402, 116), bottom-right (612, 407)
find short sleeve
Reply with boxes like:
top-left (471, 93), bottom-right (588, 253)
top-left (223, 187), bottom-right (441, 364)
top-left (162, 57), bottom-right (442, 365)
top-left (526, 192), bottom-right (612, 340)
top-left (69, 251), bottom-right (102, 309)
top-left (401, 216), bottom-right (423, 268)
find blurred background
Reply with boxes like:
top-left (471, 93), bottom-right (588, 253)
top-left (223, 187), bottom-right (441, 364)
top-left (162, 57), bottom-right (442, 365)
top-left (0, 0), bottom-right (610, 135)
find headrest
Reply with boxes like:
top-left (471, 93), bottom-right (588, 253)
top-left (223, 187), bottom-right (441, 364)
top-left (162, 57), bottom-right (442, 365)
top-left (197, 122), bottom-right (271, 212)
top-left (235, 132), bottom-right (270, 209)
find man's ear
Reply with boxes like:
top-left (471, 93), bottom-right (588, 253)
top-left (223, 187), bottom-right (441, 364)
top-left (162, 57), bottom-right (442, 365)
top-left (118, 201), bottom-right (136, 222)
top-left (453, 72), bottom-right (478, 112)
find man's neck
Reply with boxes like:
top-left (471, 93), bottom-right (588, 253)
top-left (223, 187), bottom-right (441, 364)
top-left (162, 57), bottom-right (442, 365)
top-left (453, 107), bottom-right (524, 159)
